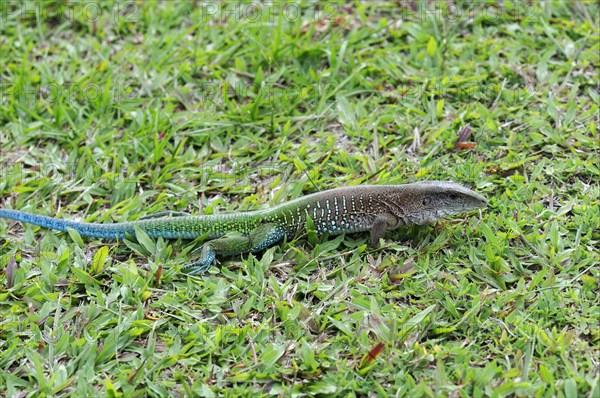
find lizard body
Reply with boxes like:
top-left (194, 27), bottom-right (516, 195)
top-left (0, 181), bottom-right (487, 274)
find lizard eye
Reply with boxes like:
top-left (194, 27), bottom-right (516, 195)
top-left (422, 197), bottom-right (431, 206)
top-left (449, 193), bottom-right (458, 200)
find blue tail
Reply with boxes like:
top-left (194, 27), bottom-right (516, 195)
top-left (0, 209), bottom-right (131, 239)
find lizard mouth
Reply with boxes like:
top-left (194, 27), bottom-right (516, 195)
top-left (436, 209), bottom-right (452, 219)
top-left (476, 197), bottom-right (488, 208)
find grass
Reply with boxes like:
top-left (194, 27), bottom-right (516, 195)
top-left (0, 0), bottom-right (598, 396)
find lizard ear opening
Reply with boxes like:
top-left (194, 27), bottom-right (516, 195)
top-left (422, 197), bottom-right (431, 206)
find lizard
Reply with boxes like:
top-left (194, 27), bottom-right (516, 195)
top-left (0, 181), bottom-right (487, 275)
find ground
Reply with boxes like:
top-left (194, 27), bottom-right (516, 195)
top-left (0, 1), bottom-right (598, 397)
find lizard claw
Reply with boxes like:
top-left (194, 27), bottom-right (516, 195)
top-left (180, 244), bottom-right (217, 275)
top-left (181, 260), bottom-right (213, 275)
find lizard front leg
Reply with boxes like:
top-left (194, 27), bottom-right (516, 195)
top-left (370, 213), bottom-right (402, 248)
top-left (181, 223), bottom-right (286, 275)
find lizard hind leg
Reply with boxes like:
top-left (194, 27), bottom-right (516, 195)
top-left (248, 223), bottom-right (286, 252)
top-left (180, 244), bottom-right (218, 275)
top-left (180, 223), bottom-right (286, 275)
top-left (180, 235), bottom-right (250, 275)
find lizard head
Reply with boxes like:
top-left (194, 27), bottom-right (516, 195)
top-left (402, 181), bottom-right (488, 225)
